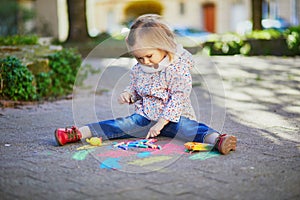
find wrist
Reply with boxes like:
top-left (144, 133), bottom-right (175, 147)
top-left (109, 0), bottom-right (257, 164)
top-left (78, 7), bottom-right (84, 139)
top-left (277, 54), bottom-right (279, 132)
top-left (157, 118), bottom-right (169, 126)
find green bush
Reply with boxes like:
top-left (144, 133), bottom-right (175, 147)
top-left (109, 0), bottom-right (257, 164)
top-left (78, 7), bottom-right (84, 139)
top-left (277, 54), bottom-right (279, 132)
top-left (0, 56), bottom-right (37, 101)
top-left (203, 28), bottom-right (299, 56)
top-left (285, 26), bottom-right (300, 55)
top-left (0, 48), bottom-right (82, 101)
top-left (0, 35), bottom-right (38, 45)
top-left (243, 28), bottom-right (299, 56)
top-left (245, 29), bottom-right (282, 40)
top-left (204, 33), bottom-right (244, 55)
top-left (35, 72), bottom-right (52, 98)
top-left (47, 48), bottom-right (82, 97)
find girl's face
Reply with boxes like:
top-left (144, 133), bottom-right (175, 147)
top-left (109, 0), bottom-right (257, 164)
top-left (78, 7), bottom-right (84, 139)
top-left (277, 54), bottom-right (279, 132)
top-left (132, 48), bottom-right (167, 68)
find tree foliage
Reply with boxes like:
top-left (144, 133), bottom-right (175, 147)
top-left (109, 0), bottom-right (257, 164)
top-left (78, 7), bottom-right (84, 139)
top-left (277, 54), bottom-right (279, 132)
top-left (0, 0), bottom-right (35, 36)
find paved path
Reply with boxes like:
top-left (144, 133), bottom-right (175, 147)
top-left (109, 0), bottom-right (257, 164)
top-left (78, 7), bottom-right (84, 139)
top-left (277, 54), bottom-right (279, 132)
top-left (0, 55), bottom-right (299, 200)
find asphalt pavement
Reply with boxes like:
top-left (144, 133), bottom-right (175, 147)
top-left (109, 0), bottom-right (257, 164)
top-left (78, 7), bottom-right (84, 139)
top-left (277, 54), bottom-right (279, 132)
top-left (0, 55), bottom-right (299, 200)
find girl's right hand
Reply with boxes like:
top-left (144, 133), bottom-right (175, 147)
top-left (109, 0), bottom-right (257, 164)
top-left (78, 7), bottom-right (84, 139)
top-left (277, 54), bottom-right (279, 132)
top-left (118, 91), bottom-right (132, 104)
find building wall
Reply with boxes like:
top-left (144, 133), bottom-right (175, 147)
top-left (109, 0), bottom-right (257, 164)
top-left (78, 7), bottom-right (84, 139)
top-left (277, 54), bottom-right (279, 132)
top-left (297, 0), bottom-right (300, 24)
top-left (30, 0), bottom-right (299, 40)
top-left (93, 0), bottom-right (212, 33)
top-left (92, 0), bottom-right (129, 34)
top-left (278, 0), bottom-right (292, 21)
top-left (92, 0), bottom-right (253, 34)
top-left (278, 0), bottom-right (300, 25)
top-left (162, 0), bottom-right (188, 28)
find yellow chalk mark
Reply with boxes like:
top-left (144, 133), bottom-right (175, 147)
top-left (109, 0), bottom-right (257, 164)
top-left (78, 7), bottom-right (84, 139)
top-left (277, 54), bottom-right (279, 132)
top-left (128, 156), bottom-right (173, 166)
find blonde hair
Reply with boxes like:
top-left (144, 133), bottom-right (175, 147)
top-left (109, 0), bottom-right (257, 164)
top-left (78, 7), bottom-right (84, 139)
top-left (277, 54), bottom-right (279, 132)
top-left (126, 14), bottom-right (177, 61)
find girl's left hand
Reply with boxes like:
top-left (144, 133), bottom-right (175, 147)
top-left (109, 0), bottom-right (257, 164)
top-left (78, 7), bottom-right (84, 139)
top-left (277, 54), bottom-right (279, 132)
top-left (146, 118), bottom-right (169, 139)
top-left (118, 91), bottom-right (132, 104)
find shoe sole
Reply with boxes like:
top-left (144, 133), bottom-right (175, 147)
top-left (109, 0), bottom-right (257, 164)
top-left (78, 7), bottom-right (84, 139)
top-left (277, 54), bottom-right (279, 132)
top-left (54, 129), bottom-right (63, 146)
top-left (219, 135), bottom-right (237, 155)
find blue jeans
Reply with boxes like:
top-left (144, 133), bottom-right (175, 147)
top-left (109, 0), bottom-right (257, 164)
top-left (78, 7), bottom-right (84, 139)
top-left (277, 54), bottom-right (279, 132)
top-left (87, 113), bottom-right (218, 142)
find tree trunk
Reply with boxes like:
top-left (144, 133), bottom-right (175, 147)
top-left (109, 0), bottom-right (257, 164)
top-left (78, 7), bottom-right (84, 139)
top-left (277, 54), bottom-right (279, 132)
top-left (251, 0), bottom-right (263, 30)
top-left (66, 0), bottom-right (89, 42)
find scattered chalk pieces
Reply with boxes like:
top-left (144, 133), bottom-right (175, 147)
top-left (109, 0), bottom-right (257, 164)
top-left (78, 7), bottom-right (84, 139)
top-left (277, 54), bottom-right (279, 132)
top-left (113, 139), bottom-right (162, 150)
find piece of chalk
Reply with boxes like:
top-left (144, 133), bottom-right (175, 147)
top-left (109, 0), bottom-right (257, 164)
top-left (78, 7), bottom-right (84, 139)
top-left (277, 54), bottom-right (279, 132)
top-left (113, 142), bottom-right (124, 147)
top-left (118, 145), bottom-right (128, 150)
top-left (147, 143), bottom-right (157, 149)
top-left (137, 144), bottom-right (148, 148)
top-left (127, 143), bottom-right (138, 147)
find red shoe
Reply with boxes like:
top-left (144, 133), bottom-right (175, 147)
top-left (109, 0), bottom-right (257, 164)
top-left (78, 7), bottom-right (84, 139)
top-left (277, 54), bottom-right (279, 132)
top-left (216, 134), bottom-right (237, 155)
top-left (55, 126), bottom-right (82, 146)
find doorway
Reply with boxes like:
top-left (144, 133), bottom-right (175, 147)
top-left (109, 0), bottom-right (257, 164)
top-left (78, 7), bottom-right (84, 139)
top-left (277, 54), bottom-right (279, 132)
top-left (202, 3), bottom-right (216, 32)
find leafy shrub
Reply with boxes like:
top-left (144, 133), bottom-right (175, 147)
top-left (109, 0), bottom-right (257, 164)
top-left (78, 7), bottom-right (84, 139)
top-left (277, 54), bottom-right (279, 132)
top-left (0, 48), bottom-right (82, 101)
top-left (204, 33), bottom-right (244, 55)
top-left (203, 28), bottom-right (299, 56)
top-left (35, 72), bottom-right (52, 98)
top-left (0, 35), bottom-right (38, 45)
top-left (47, 48), bottom-right (82, 97)
top-left (245, 29), bottom-right (282, 40)
top-left (284, 26), bottom-right (300, 55)
top-left (0, 56), bottom-right (37, 101)
top-left (243, 28), bottom-right (298, 56)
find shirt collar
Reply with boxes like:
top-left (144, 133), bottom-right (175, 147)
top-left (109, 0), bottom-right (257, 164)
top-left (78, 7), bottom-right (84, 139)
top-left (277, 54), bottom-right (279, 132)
top-left (139, 44), bottom-right (184, 73)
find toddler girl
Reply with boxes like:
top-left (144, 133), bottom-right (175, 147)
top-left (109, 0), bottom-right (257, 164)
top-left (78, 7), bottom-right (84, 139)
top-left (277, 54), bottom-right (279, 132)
top-left (55, 14), bottom-right (237, 155)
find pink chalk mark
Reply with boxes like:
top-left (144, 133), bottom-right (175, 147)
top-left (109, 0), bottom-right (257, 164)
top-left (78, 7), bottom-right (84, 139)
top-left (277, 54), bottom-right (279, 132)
top-left (97, 150), bottom-right (136, 158)
top-left (152, 143), bottom-right (187, 155)
top-left (97, 142), bottom-right (187, 158)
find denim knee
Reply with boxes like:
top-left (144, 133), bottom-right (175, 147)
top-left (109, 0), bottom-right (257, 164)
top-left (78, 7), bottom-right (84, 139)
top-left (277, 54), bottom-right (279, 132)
top-left (87, 114), bottom-right (152, 139)
top-left (161, 117), bottom-right (218, 142)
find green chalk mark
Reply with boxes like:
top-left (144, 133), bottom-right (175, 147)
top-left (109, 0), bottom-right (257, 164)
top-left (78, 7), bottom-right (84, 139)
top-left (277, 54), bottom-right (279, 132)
top-left (189, 151), bottom-right (220, 160)
top-left (72, 149), bottom-right (95, 161)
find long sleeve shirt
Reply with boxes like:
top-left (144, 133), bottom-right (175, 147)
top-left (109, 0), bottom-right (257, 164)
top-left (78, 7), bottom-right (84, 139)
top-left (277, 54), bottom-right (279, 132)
top-left (125, 45), bottom-right (196, 122)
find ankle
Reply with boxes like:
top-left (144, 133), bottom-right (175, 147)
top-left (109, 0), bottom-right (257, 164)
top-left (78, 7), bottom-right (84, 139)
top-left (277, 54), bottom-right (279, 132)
top-left (79, 126), bottom-right (92, 139)
top-left (204, 132), bottom-right (220, 144)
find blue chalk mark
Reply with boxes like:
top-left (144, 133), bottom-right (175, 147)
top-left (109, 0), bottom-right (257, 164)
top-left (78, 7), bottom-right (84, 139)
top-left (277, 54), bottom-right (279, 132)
top-left (106, 145), bottom-right (113, 150)
top-left (100, 158), bottom-right (121, 170)
top-left (137, 151), bottom-right (151, 158)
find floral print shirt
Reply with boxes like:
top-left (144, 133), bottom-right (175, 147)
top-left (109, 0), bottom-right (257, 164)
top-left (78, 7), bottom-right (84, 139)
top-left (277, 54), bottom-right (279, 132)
top-left (125, 45), bottom-right (196, 122)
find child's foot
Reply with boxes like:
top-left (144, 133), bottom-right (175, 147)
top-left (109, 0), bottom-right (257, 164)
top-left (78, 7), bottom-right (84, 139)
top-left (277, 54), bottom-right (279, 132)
top-left (216, 134), bottom-right (237, 155)
top-left (54, 126), bottom-right (82, 146)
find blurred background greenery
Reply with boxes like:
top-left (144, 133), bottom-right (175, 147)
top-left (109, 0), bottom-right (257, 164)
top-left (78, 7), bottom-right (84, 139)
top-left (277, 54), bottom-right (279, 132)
top-left (1, 0), bottom-right (299, 56)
